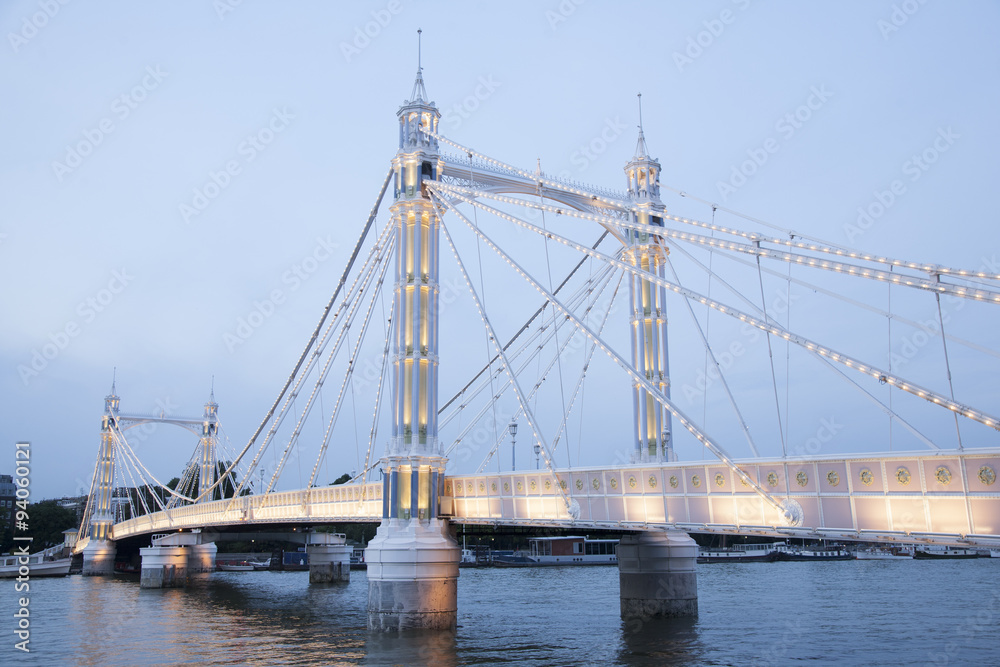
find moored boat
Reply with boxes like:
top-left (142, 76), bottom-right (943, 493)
top-left (776, 547), bottom-right (853, 562)
top-left (697, 541), bottom-right (784, 564)
top-left (218, 562), bottom-right (254, 571)
top-left (913, 547), bottom-right (979, 560)
top-left (0, 552), bottom-right (72, 578)
top-left (856, 547), bottom-right (912, 560)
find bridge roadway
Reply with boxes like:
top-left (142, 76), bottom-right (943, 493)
top-left (94, 449), bottom-right (1000, 552)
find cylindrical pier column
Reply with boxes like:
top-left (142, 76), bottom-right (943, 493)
top-left (139, 545), bottom-right (189, 588)
top-left (307, 533), bottom-right (352, 584)
top-left (618, 530), bottom-right (698, 618)
top-left (365, 518), bottom-right (460, 631)
top-left (81, 540), bottom-right (116, 576)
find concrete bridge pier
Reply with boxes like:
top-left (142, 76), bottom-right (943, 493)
top-left (618, 530), bottom-right (698, 619)
top-left (307, 532), bottom-right (351, 584)
top-left (365, 518), bottom-right (460, 631)
top-left (139, 545), bottom-right (189, 588)
top-left (81, 540), bottom-right (116, 576)
top-left (189, 542), bottom-right (218, 573)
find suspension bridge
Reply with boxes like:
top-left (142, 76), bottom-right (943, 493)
top-left (71, 54), bottom-right (1000, 630)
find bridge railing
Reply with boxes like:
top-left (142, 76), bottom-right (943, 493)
top-left (109, 483), bottom-right (382, 542)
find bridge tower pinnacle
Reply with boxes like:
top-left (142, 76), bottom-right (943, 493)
top-left (198, 386), bottom-right (220, 501)
top-left (625, 94), bottom-right (675, 464)
top-left (81, 377), bottom-right (121, 574)
top-left (365, 33), bottom-right (460, 632)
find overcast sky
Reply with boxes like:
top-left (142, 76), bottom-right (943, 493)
top-left (2, 1), bottom-right (998, 500)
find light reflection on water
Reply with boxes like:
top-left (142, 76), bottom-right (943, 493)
top-left (4, 560), bottom-right (997, 666)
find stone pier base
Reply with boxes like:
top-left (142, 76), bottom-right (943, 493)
top-left (139, 545), bottom-right (189, 589)
top-left (618, 530), bottom-right (698, 618)
top-left (189, 542), bottom-right (218, 573)
top-left (81, 540), bottom-right (116, 576)
top-left (307, 533), bottom-right (351, 584)
top-left (365, 518), bottom-right (460, 631)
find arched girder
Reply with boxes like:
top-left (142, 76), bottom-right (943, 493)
top-left (439, 159), bottom-right (631, 244)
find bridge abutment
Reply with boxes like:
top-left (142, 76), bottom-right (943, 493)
top-left (618, 530), bottom-right (698, 619)
top-left (307, 533), bottom-right (351, 584)
top-left (140, 545), bottom-right (189, 588)
top-left (365, 518), bottom-right (460, 632)
top-left (81, 540), bottom-right (116, 575)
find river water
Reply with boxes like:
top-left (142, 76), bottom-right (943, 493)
top-left (3, 559), bottom-right (997, 666)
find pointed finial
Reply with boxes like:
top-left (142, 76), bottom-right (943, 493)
top-left (633, 92), bottom-right (650, 160)
top-left (111, 367), bottom-right (117, 395)
top-left (210, 375), bottom-right (215, 401)
top-left (408, 29), bottom-right (429, 103)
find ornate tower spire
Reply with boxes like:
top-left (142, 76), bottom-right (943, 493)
top-left (624, 94), bottom-right (674, 463)
top-left (368, 30), bottom-right (460, 632)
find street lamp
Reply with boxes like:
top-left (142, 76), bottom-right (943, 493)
top-left (509, 419), bottom-right (518, 471)
top-left (533, 442), bottom-right (540, 470)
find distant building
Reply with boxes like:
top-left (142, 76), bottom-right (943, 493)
top-left (0, 474), bottom-right (15, 534)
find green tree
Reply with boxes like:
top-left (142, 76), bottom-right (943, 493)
top-left (331, 473), bottom-right (352, 485)
top-left (13, 500), bottom-right (77, 549)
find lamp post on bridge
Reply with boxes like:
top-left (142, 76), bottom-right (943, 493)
top-left (509, 419), bottom-right (518, 471)
top-left (534, 441), bottom-right (540, 470)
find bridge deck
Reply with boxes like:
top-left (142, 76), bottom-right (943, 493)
top-left (101, 451), bottom-right (1000, 550)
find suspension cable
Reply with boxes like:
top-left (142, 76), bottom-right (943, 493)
top-left (756, 250), bottom-right (787, 456)
top-left (666, 255), bottom-right (759, 457)
top-left (222, 168), bottom-right (393, 503)
top-left (436, 185), bottom-right (1000, 433)
top-left (434, 191), bottom-right (794, 519)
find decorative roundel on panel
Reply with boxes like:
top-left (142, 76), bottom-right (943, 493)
top-left (491, 482), bottom-right (498, 493)
top-left (479, 481), bottom-right (486, 493)
top-left (669, 476), bottom-right (679, 489)
top-left (895, 467), bottom-right (911, 485)
top-left (544, 479), bottom-right (552, 491)
top-left (649, 475), bottom-right (657, 488)
top-left (935, 466), bottom-right (952, 485)
top-left (467, 481), bottom-right (474, 492)
top-left (766, 472), bottom-right (779, 488)
top-left (610, 477), bottom-right (618, 490)
top-left (559, 479), bottom-right (568, 490)
top-left (796, 471), bottom-right (808, 487)
top-left (529, 480), bottom-right (537, 491)
top-left (503, 481), bottom-right (510, 492)
top-left (979, 466), bottom-right (996, 486)
top-left (445, 482), bottom-right (453, 495)
top-left (691, 475), bottom-right (701, 488)
top-left (715, 473), bottom-right (725, 488)
top-left (516, 481), bottom-right (524, 492)
top-left (628, 476), bottom-right (637, 489)
top-left (740, 474), bottom-right (750, 487)
top-left (826, 471), bottom-right (840, 487)
top-left (590, 478), bottom-right (599, 491)
top-left (859, 468), bottom-right (874, 486)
